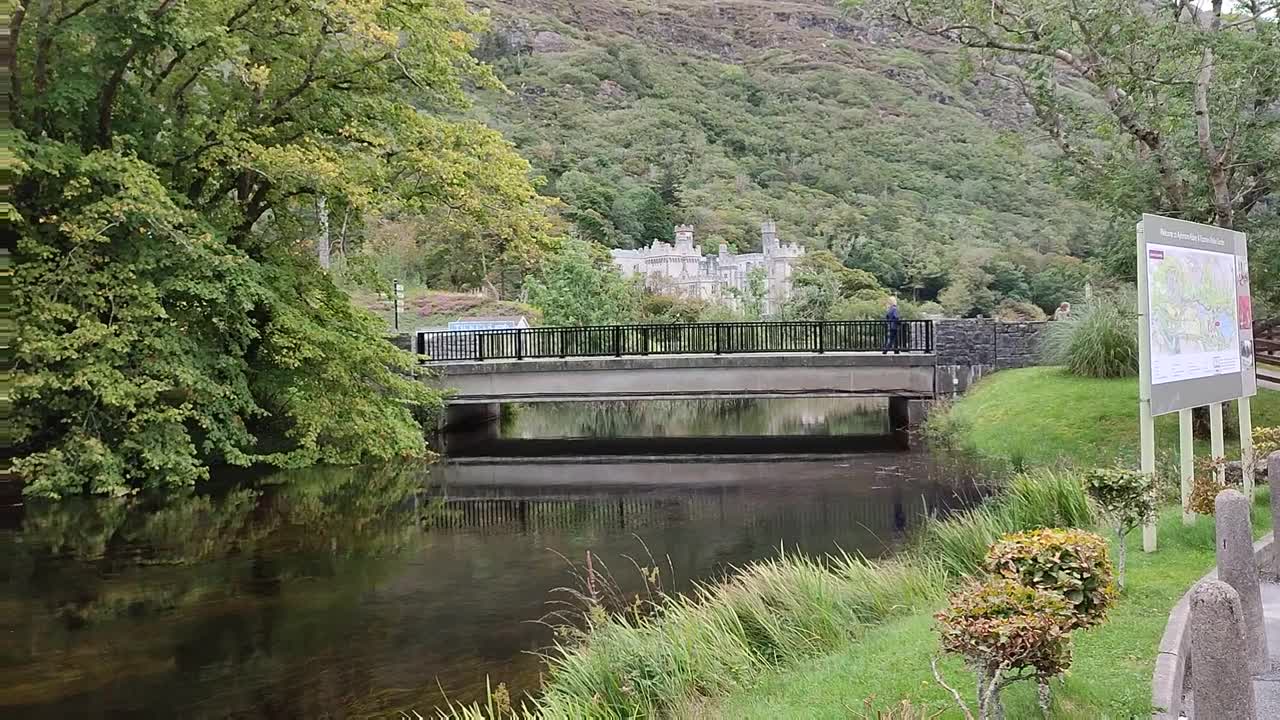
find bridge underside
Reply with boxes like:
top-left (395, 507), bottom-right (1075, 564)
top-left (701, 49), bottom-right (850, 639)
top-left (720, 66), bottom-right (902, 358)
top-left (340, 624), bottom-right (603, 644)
top-left (430, 352), bottom-right (937, 405)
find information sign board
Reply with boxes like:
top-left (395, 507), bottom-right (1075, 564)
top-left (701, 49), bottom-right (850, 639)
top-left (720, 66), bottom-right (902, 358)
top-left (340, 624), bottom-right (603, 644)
top-left (1139, 214), bottom-right (1254, 416)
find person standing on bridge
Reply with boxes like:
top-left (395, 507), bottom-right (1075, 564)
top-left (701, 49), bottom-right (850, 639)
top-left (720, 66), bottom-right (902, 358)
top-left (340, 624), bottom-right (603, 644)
top-left (882, 296), bottom-right (901, 354)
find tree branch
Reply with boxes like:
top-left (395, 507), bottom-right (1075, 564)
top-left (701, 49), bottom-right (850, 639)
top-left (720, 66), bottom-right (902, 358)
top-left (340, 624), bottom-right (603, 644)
top-left (1194, 45), bottom-right (1233, 227)
top-left (930, 658), bottom-right (977, 720)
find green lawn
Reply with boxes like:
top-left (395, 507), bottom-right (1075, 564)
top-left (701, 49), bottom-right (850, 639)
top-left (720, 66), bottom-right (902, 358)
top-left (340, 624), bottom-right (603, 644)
top-left (703, 499), bottom-right (1272, 720)
top-left (944, 367), bottom-right (1280, 467)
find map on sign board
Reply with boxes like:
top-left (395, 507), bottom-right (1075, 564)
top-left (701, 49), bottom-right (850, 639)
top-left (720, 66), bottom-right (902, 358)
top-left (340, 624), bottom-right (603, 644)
top-left (1146, 243), bottom-right (1240, 384)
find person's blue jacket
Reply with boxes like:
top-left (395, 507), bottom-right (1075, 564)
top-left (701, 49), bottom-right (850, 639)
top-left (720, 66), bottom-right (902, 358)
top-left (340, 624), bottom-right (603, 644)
top-left (886, 305), bottom-right (900, 326)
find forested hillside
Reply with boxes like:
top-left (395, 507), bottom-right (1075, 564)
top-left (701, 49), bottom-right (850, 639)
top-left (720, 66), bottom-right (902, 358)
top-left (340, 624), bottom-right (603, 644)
top-left (462, 0), bottom-right (1106, 312)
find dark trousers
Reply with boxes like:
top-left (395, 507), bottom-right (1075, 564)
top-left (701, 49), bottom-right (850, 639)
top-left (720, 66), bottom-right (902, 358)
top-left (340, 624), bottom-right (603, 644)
top-left (883, 323), bottom-right (901, 352)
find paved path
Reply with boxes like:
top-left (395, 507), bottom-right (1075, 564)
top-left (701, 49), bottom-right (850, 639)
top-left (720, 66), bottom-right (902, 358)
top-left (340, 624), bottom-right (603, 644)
top-left (1257, 582), bottom-right (1280, 718)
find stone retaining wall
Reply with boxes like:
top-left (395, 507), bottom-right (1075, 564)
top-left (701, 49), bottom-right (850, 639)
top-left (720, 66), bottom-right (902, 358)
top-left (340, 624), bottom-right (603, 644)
top-left (933, 319), bottom-right (1049, 394)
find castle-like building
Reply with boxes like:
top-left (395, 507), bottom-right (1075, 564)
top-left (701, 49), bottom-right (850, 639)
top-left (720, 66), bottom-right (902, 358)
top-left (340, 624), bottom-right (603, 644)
top-left (611, 221), bottom-right (805, 314)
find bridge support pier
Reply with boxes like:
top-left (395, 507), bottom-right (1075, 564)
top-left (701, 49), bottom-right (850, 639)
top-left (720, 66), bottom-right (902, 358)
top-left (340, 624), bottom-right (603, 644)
top-left (888, 397), bottom-right (929, 437)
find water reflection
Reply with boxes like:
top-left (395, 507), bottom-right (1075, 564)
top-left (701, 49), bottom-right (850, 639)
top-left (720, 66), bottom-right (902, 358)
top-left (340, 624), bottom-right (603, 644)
top-left (503, 398), bottom-right (891, 438)
top-left (1, 456), bottom-right (979, 718)
top-left (449, 398), bottom-right (901, 457)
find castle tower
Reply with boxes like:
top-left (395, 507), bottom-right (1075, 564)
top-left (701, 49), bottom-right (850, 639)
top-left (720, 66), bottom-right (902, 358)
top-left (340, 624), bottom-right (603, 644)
top-left (761, 220), bottom-right (779, 254)
top-left (675, 224), bottom-right (696, 251)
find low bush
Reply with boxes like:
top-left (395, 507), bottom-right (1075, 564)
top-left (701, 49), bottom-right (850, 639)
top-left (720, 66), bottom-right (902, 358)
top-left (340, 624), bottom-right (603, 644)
top-left (1083, 468), bottom-right (1157, 589)
top-left (1041, 292), bottom-right (1138, 378)
top-left (994, 299), bottom-right (1047, 322)
top-left (983, 529), bottom-right (1116, 627)
top-left (1252, 426), bottom-right (1280, 476)
top-left (935, 578), bottom-right (1075, 720)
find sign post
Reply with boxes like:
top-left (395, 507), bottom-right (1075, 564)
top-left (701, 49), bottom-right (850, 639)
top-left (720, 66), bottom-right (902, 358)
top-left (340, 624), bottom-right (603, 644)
top-left (1138, 214), bottom-right (1254, 549)
top-left (1179, 409), bottom-right (1194, 524)
top-left (393, 279), bottom-right (404, 332)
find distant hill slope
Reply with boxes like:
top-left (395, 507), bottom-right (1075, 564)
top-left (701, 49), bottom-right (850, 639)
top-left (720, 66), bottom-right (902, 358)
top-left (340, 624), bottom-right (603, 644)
top-left (468, 0), bottom-right (1103, 306)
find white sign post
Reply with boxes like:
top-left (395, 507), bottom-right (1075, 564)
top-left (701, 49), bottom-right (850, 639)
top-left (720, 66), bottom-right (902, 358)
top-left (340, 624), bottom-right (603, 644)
top-left (1138, 214), bottom-right (1255, 550)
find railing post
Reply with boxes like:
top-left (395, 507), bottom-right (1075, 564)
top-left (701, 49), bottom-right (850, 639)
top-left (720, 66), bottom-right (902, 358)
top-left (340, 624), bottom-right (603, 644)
top-left (516, 329), bottom-right (524, 360)
top-left (476, 332), bottom-right (485, 362)
top-left (816, 321), bottom-right (825, 354)
top-left (642, 327), bottom-right (650, 355)
top-left (559, 328), bottom-right (566, 358)
top-left (715, 323), bottom-right (722, 355)
top-left (614, 325), bottom-right (622, 357)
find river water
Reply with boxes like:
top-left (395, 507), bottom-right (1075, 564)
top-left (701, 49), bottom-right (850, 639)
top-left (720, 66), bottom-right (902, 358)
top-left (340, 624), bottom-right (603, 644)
top-left (1, 400), bottom-right (982, 718)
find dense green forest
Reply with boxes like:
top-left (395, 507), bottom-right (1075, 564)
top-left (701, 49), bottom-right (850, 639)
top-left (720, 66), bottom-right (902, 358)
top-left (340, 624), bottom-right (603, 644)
top-left (454, 0), bottom-right (1106, 316)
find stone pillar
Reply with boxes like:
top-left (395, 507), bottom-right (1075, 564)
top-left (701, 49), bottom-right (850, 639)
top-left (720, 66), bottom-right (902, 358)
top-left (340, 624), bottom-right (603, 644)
top-left (1215, 489), bottom-right (1269, 673)
top-left (1270, 451), bottom-right (1280, 579)
top-left (1190, 580), bottom-right (1257, 720)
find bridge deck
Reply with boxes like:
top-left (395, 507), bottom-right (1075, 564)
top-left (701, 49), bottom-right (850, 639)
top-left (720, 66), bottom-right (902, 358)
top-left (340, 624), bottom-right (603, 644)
top-left (430, 351), bottom-right (937, 404)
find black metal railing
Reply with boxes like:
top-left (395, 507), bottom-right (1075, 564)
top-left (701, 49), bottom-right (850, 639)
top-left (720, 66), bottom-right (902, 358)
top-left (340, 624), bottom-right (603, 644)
top-left (416, 320), bottom-right (933, 362)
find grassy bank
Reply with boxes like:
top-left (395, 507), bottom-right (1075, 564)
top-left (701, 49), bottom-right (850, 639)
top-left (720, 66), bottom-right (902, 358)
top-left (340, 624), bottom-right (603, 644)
top-left (705, 495), bottom-right (1271, 719)
top-left (936, 367), bottom-right (1280, 467)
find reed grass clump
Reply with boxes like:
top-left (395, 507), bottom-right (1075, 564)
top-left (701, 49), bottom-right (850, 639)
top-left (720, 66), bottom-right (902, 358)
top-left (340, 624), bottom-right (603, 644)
top-left (915, 469), bottom-right (1095, 577)
top-left (1041, 293), bottom-right (1138, 378)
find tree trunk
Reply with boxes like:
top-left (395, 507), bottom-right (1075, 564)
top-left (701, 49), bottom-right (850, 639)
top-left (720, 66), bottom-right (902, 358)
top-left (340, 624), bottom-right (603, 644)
top-left (316, 195), bottom-right (330, 270)
top-left (1037, 678), bottom-right (1052, 717)
top-left (1116, 526), bottom-right (1127, 591)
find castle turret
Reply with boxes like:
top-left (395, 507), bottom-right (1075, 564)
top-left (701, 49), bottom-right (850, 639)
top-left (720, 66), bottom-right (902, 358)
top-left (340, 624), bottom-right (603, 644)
top-left (675, 224), bottom-right (696, 251)
top-left (761, 220), bottom-right (779, 254)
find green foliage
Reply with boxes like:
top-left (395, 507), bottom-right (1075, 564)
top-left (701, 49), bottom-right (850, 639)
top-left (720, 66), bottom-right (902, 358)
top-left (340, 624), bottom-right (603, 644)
top-left (1083, 468), bottom-right (1158, 537)
top-left (785, 250), bottom-right (886, 320)
top-left (984, 529), bottom-right (1117, 628)
top-left (858, 0), bottom-right (1280, 304)
top-left (638, 292), bottom-right (709, 323)
top-left (526, 239), bottom-right (640, 325)
top-left (472, 5), bottom-right (1108, 306)
top-left (12, 0), bottom-right (549, 497)
top-left (916, 469), bottom-right (1095, 578)
top-left (935, 578), bottom-right (1075, 680)
top-left (728, 266), bottom-right (768, 320)
top-left (994, 300), bottom-right (1046, 322)
top-left (1042, 293), bottom-right (1139, 378)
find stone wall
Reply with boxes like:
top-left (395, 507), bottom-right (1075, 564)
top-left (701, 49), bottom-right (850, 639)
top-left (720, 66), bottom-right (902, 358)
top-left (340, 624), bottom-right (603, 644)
top-left (995, 322), bottom-right (1047, 369)
top-left (934, 319), bottom-right (1049, 394)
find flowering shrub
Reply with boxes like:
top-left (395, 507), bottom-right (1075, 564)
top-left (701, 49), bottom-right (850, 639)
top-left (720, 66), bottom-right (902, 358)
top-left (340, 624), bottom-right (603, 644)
top-left (983, 529), bottom-right (1116, 627)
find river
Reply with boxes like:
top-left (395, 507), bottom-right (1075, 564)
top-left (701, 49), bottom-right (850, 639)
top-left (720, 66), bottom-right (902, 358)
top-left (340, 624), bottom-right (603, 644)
top-left (0, 399), bottom-right (983, 718)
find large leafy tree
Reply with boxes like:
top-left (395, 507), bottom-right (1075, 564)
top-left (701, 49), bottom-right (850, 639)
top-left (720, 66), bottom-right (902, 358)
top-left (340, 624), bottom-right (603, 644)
top-left (852, 0), bottom-right (1280, 296)
top-left (12, 0), bottom-right (555, 497)
top-left (525, 239), bottom-right (639, 325)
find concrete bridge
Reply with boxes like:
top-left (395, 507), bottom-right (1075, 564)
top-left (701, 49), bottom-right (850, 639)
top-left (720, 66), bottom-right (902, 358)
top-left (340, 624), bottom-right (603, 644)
top-left (416, 319), bottom-right (1050, 439)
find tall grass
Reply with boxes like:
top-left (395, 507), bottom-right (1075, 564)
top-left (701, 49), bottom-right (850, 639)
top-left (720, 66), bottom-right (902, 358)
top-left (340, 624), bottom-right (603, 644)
top-left (439, 469), bottom-right (1096, 719)
top-left (915, 468), bottom-right (1096, 577)
top-left (1042, 292), bottom-right (1139, 378)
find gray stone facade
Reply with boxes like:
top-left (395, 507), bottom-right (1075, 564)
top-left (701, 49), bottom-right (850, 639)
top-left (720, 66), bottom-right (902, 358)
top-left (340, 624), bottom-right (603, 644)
top-left (933, 319), bottom-right (1049, 395)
